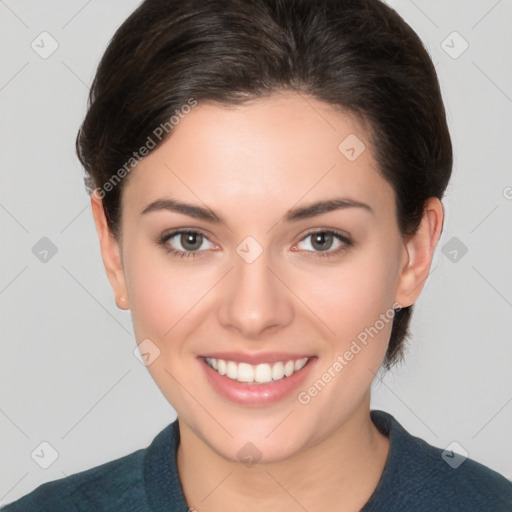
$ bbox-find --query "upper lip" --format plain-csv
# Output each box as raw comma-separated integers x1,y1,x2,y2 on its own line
200,352,314,365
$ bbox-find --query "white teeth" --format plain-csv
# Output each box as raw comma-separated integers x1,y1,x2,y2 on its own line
271,361,285,380
237,363,254,383
284,360,295,377
226,361,237,379
295,358,307,371
217,359,227,376
205,357,309,384
254,363,272,383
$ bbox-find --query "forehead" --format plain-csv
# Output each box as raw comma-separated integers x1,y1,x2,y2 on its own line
122,91,394,219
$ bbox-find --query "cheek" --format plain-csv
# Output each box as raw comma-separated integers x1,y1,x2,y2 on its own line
290,253,397,426
123,248,215,408
294,250,398,344
124,244,215,346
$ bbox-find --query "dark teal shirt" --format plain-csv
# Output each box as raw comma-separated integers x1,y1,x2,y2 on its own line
3,410,511,511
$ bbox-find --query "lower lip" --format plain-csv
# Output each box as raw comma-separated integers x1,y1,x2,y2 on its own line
199,357,316,406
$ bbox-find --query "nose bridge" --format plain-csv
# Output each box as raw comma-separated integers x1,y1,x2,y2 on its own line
217,238,293,338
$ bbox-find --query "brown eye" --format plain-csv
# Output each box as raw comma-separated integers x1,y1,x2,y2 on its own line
310,232,335,251
179,232,203,251
296,230,353,257
159,229,215,259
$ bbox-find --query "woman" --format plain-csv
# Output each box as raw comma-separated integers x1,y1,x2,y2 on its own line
3,0,511,510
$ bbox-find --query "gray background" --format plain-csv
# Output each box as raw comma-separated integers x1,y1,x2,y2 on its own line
1,0,511,504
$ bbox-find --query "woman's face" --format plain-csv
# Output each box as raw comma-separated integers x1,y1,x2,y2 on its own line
106,91,418,462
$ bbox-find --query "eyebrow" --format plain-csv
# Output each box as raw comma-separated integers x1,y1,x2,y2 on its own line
140,197,373,224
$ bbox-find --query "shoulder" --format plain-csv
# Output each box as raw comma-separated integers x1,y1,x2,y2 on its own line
402,432,512,511
2,445,148,511
367,410,512,512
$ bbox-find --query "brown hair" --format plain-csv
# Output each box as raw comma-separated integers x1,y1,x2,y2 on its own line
76,0,452,368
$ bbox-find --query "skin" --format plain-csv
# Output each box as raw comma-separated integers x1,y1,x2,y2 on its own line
91,90,443,511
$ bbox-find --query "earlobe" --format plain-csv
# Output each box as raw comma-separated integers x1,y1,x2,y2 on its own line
394,197,444,308
90,194,130,310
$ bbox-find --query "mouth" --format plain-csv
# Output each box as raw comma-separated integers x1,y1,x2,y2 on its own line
199,353,316,406
204,356,309,384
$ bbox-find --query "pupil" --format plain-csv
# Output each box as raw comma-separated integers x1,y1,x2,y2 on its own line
182,233,202,251
313,232,332,251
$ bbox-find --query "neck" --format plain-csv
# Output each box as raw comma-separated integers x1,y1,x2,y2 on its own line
176,398,389,512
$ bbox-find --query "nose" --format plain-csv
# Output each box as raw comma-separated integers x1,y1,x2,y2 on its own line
217,247,294,340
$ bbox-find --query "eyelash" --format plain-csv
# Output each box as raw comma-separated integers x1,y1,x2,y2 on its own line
156,229,353,260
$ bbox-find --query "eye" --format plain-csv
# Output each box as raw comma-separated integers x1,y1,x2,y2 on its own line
295,230,352,257
157,228,353,260
158,229,216,259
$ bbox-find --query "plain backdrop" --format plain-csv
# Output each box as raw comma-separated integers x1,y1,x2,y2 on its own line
1,0,511,504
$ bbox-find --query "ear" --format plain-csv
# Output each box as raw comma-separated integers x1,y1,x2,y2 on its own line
90,193,130,310
394,197,444,308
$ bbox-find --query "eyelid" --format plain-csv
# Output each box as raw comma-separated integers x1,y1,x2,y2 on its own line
298,227,352,242
160,228,218,251
153,230,210,262
157,227,353,259
293,228,353,253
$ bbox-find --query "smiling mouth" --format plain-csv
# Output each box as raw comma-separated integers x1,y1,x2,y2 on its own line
204,356,310,384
